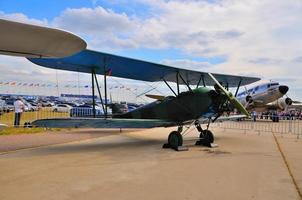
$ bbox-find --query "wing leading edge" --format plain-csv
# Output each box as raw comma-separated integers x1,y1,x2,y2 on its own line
28,49,260,87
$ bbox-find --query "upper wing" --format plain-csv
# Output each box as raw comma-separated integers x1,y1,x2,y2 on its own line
0,19,86,58
28,49,260,87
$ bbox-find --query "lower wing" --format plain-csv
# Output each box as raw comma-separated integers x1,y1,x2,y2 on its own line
32,118,177,129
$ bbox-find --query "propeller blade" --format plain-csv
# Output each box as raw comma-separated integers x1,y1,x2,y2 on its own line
208,73,250,117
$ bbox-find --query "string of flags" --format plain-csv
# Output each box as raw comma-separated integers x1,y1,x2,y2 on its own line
0,81,138,91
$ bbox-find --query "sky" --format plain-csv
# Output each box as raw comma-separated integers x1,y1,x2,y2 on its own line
0,0,302,102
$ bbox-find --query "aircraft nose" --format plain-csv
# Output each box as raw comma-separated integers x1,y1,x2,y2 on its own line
279,85,289,95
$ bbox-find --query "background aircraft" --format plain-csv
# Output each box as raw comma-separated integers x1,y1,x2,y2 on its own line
236,81,294,112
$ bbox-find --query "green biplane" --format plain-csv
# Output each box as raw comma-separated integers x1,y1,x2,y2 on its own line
28,50,260,150
0,19,260,150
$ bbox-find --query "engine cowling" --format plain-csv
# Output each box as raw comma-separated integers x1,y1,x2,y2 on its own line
269,97,292,110
245,95,253,103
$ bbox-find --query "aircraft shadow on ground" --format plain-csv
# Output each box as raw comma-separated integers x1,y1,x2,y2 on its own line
20,136,226,159
24,135,167,157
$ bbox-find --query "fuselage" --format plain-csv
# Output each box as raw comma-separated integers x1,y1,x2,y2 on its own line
115,87,226,122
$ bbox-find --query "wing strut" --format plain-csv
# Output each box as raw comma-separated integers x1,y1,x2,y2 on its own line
176,72,180,95
91,69,96,118
234,79,242,97
104,69,108,118
178,73,192,91
163,78,177,96
103,57,109,118
196,74,206,89
94,73,105,115
91,68,108,118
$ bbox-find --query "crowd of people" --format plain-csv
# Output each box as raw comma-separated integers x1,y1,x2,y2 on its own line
254,110,302,121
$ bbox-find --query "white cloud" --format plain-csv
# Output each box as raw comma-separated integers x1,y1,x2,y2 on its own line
1,0,302,100
52,7,139,50
0,11,48,26
162,59,212,70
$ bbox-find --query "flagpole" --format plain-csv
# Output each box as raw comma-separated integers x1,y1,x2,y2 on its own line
56,70,59,97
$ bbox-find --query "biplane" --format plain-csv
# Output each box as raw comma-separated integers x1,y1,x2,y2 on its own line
0,19,260,150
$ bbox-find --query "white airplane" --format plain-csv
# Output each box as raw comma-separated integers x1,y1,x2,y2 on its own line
236,81,293,112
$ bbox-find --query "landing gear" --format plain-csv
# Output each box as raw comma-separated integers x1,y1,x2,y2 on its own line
163,130,187,151
196,130,214,147
163,120,216,151
195,122,215,147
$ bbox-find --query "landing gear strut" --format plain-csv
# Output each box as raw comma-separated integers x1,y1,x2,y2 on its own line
195,122,214,147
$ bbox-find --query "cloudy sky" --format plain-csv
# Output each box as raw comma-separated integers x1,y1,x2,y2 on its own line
0,0,302,102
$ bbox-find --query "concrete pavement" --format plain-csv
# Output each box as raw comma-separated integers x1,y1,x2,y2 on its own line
0,126,301,200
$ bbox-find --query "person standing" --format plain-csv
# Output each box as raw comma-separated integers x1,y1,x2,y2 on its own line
252,110,257,122
14,97,25,127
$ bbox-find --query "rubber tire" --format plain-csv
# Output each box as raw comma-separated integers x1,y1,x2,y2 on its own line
199,130,214,143
168,131,183,150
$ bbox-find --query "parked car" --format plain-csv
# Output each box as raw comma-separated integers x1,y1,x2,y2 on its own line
70,104,103,117
52,104,72,112
0,99,7,114
29,102,40,111
4,99,15,112
65,102,80,107
40,100,55,107
24,101,39,111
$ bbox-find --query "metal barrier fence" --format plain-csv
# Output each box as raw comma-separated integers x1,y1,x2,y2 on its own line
212,118,302,139
0,106,109,127
0,107,69,127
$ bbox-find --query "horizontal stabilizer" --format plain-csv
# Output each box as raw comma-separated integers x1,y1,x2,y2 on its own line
146,94,165,101
0,19,86,58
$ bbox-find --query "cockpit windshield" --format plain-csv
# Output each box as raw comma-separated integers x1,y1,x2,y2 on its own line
267,82,279,88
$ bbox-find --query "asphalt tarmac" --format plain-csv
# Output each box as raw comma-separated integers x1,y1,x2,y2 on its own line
0,126,301,200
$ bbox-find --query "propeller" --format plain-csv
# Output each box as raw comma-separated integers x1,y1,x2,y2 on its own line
208,73,250,117
243,86,254,107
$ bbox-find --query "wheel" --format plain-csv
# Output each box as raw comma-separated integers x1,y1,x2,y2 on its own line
168,131,183,149
53,108,57,112
199,130,214,143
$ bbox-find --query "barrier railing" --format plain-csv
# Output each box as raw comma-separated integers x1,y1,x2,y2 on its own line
0,107,69,127
0,107,108,127
212,116,302,139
